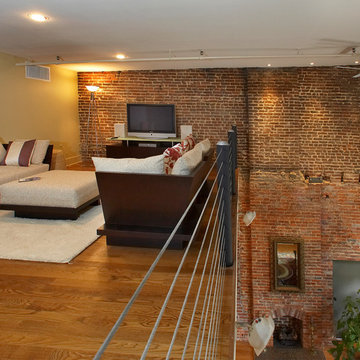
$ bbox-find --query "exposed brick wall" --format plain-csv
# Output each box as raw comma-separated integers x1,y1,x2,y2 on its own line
247,67,360,176
241,171,324,348
247,68,302,171
77,66,360,350
238,173,360,348
78,67,360,174
78,69,248,162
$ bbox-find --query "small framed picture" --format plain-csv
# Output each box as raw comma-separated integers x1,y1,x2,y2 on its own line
271,238,304,292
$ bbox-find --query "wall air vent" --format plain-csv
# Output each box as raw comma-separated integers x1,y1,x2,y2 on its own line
25,65,50,81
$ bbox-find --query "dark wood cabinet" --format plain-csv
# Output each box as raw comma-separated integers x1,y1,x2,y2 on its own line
106,137,181,158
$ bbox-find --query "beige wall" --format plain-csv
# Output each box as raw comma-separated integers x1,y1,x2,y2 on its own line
0,52,80,165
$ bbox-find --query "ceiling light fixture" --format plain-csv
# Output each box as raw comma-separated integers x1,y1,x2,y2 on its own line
310,62,314,66
355,60,359,64
28,13,49,22
116,54,126,59
267,63,271,67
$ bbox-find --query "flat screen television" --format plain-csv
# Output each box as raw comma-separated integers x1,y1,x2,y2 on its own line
127,104,176,138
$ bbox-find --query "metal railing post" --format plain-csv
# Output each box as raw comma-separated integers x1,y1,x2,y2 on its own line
231,124,238,169
228,129,236,195
216,141,233,267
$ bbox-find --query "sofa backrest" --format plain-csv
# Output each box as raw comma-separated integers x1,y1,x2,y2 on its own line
95,150,213,229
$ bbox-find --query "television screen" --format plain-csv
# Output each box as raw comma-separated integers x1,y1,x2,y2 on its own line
127,104,176,138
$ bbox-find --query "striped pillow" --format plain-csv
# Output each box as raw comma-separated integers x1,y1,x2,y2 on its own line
0,144,6,163
15,139,50,164
0,140,36,166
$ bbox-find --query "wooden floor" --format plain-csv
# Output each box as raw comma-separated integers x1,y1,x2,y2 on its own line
0,160,236,359
0,205,235,359
236,341,254,359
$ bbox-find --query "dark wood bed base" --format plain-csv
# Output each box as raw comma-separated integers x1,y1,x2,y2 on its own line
0,197,100,220
3,143,53,169
96,150,214,249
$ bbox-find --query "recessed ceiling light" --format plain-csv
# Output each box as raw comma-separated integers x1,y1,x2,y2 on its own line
116,54,126,59
310,62,314,66
28,13,49,22
355,60,359,64
267,63,271,67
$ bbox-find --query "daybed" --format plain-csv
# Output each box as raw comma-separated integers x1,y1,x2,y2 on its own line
93,138,213,249
0,140,100,220
0,142,53,185
0,170,100,220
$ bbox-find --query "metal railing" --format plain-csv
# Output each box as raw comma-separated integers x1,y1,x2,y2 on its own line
94,127,237,359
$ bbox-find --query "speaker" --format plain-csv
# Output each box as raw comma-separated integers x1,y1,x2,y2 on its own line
114,123,126,137
180,125,192,139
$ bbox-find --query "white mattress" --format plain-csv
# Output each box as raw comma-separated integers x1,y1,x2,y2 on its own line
0,164,49,185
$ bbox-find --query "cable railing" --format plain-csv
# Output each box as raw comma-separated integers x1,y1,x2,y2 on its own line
94,127,237,359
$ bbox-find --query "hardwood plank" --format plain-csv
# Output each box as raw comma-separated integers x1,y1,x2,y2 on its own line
236,341,254,360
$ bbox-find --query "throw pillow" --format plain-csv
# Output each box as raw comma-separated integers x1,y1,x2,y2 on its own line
0,139,36,166
163,143,185,174
185,134,196,150
92,154,165,174
15,139,50,164
181,138,191,152
199,138,211,154
194,138,211,156
172,144,202,176
0,143,6,163
32,140,50,164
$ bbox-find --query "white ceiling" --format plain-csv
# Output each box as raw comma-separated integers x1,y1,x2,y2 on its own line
1,0,360,72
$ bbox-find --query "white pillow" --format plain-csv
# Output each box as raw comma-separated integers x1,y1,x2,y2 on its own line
15,139,50,164
92,154,165,174
0,144,6,163
32,140,50,164
1,139,36,166
172,145,202,175
198,138,211,155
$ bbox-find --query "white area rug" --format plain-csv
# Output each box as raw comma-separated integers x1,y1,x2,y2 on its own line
0,205,104,263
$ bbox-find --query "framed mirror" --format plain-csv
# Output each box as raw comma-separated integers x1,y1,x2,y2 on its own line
271,238,304,292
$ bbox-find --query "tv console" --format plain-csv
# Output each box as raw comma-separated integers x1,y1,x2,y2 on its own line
106,136,182,159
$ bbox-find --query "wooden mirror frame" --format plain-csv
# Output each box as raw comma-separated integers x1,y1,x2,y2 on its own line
271,238,304,292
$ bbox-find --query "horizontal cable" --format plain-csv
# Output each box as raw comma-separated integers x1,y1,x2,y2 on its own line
197,224,226,360
181,187,224,360
141,165,223,359
193,210,225,359
166,175,223,359
205,240,226,360
210,247,226,360
93,153,221,360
